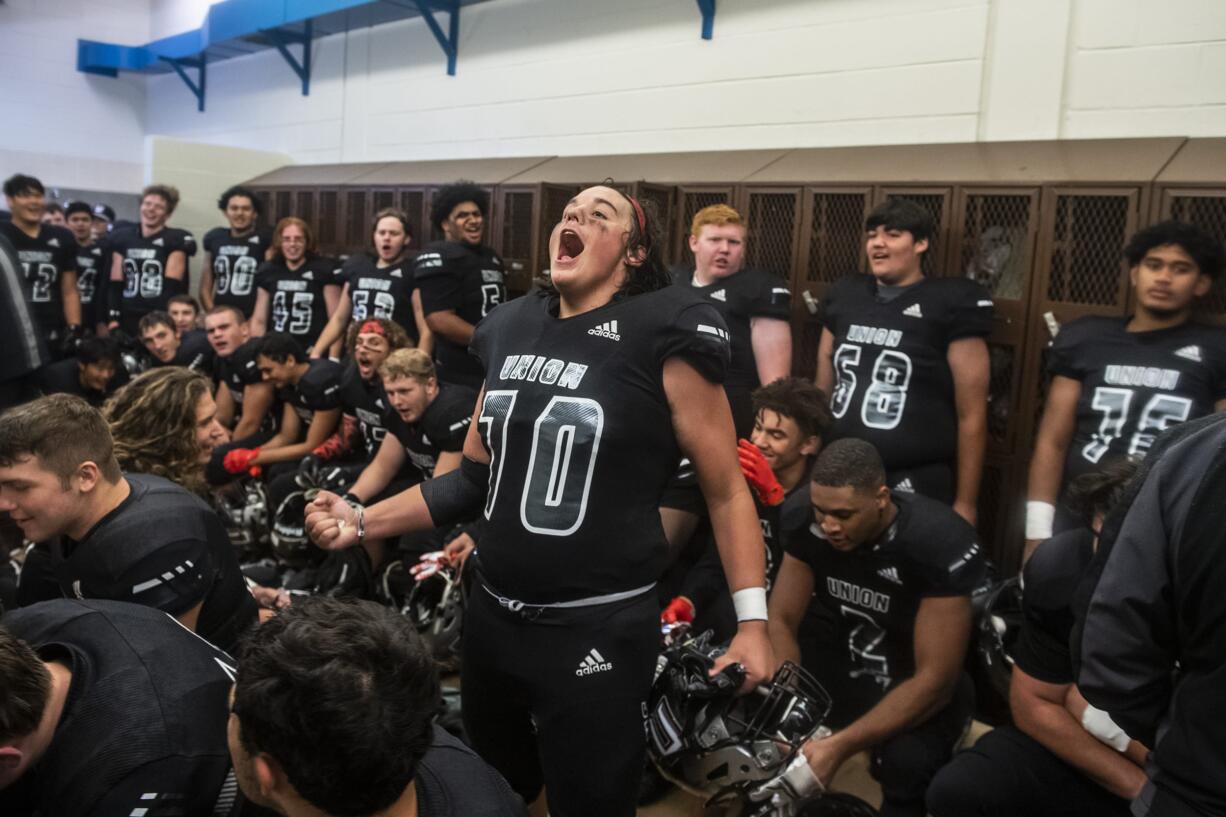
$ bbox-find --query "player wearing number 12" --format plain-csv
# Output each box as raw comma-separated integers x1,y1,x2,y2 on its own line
1023,220,1226,561
200,185,273,319
306,185,774,817
816,199,993,524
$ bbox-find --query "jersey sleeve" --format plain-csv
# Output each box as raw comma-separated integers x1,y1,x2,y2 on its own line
749,270,792,320
108,537,215,617
943,279,995,342
1012,537,1078,685
423,394,474,452
303,362,344,411
202,227,226,256
1202,327,1226,402
657,301,731,384
85,753,233,817
783,525,822,571
254,261,277,293
413,244,464,314
909,516,985,598
53,227,78,274
1046,317,1092,380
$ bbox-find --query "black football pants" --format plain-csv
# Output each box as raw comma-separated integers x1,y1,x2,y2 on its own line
460,576,659,817
926,725,1131,817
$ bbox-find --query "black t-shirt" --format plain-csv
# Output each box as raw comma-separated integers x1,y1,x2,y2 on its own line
109,226,197,323
785,491,985,726
386,382,476,480
342,253,419,341
75,240,108,328
415,241,506,387
36,357,128,406
416,725,528,817
1048,315,1226,483
821,275,994,470
203,226,273,319
1012,527,1095,685
470,288,730,603
54,474,258,653
255,255,342,349
0,221,77,336
279,358,344,427
672,266,791,390
0,599,237,817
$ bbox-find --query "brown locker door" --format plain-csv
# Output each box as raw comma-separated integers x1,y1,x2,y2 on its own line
876,187,953,277
274,190,293,227
294,190,316,234
316,189,340,255
1160,189,1226,322
343,189,369,254
535,184,580,279
675,186,734,268
498,187,536,295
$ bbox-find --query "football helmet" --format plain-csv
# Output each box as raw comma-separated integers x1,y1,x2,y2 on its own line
647,630,831,811
270,460,349,567
402,559,465,671
975,575,1023,699
217,478,271,559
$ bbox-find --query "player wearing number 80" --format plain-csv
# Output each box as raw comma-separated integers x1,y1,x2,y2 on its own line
200,185,272,319
816,199,993,524
1024,220,1226,562
306,185,775,817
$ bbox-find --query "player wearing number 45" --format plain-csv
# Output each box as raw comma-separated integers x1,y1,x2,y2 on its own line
249,217,343,354
307,185,774,817
816,199,993,526
200,185,273,319
1023,220,1226,562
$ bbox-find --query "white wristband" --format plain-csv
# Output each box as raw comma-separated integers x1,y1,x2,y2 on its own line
1081,704,1132,752
732,587,768,622
1025,501,1056,540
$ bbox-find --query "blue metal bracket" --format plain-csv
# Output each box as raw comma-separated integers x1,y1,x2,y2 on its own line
264,20,314,96
411,0,460,75
162,54,207,111
696,0,715,40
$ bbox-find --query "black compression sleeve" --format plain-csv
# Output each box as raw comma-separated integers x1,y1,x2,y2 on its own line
420,456,489,527
107,280,124,321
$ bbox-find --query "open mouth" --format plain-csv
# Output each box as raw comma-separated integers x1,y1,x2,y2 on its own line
557,229,585,263
870,251,890,262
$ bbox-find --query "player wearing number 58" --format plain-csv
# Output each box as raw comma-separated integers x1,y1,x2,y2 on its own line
815,199,993,527
306,185,775,817
1023,220,1226,562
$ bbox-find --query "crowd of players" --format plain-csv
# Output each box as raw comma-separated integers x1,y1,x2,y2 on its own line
0,170,1224,817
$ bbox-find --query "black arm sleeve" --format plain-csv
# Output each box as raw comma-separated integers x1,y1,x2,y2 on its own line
420,456,490,527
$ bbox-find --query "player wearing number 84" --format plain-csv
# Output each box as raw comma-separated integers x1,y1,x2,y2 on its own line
306,185,775,817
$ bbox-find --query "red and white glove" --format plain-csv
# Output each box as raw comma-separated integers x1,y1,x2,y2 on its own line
661,595,695,625
223,447,261,475
738,439,785,506
410,551,446,582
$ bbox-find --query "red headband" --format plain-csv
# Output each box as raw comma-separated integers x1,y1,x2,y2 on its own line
627,195,646,235
358,320,386,337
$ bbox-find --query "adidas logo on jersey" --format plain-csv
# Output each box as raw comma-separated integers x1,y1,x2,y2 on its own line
576,648,613,676
902,303,923,318
153,237,164,246
1174,345,1203,362
588,320,621,341
877,566,903,586
47,237,60,247
710,288,727,302
249,235,261,244
893,478,915,493
303,271,313,280
390,269,403,278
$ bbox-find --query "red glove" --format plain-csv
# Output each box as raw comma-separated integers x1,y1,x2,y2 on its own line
738,439,785,506
223,447,261,475
661,595,695,625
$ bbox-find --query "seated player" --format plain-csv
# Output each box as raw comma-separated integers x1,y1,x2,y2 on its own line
105,367,229,498
311,209,430,359
815,199,992,523
251,217,342,356
64,200,108,336
766,438,984,817
223,333,343,480
0,395,258,651
138,310,214,373
107,184,196,335
672,204,792,436
661,377,830,643
206,305,279,483
1024,219,1226,560
927,463,1145,817
229,596,526,817
167,292,203,333
0,599,241,816
413,182,505,387
35,335,127,407
200,185,272,318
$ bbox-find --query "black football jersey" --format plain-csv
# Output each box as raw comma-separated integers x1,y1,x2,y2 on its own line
109,226,197,325
1012,527,1094,685
0,599,237,817
341,253,419,340
470,288,730,603
203,226,273,318
36,357,128,406
53,474,258,652
385,381,477,480
1048,315,1226,483
216,338,280,433
785,491,985,726
75,240,107,327
416,725,527,817
821,275,994,470
672,266,791,389
339,361,391,457
0,221,76,335
255,255,342,349
153,328,214,375
279,358,344,427
415,241,506,387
